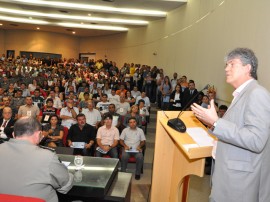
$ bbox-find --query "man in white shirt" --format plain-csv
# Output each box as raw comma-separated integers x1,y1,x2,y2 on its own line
108,89,120,104
47,90,62,109
82,101,101,128
135,91,150,109
60,99,79,129
131,86,141,99
96,94,111,114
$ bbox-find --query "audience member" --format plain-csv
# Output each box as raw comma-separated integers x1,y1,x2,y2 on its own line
120,117,146,180
96,114,119,158
60,98,79,129
42,115,64,148
18,96,40,119
67,114,96,156
0,107,15,139
82,100,101,128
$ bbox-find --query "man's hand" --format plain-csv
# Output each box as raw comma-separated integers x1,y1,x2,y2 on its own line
124,145,130,150
191,99,219,127
136,146,142,152
85,143,92,149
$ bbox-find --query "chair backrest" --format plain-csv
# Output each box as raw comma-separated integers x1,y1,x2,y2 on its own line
0,194,45,202
62,126,69,146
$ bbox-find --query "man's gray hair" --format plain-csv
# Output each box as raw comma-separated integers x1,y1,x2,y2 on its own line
14,117,42,137
225,48,258,80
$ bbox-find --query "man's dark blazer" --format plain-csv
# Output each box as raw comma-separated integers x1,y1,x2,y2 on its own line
0,118,16,138
181,88,198,110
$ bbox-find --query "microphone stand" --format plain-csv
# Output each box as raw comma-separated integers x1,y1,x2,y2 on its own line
167,84,209,133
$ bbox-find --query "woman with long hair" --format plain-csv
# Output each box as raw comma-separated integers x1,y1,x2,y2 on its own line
42,115,64,148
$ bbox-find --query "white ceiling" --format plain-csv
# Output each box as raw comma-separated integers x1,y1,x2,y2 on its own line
0,0,187,37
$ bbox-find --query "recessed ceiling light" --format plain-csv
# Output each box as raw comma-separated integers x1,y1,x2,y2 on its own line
72,31,76,34
58,22,128,31
0,15,49,24
0,23,3,26
37,27,40,30
0,7,148,25
10,0,167,17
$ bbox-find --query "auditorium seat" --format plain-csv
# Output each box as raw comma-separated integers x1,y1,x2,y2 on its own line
0,194,45,202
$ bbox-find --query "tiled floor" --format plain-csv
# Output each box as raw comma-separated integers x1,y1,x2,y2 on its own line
128,106,211,202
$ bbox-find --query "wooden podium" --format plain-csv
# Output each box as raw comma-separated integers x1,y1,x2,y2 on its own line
150,111,214,202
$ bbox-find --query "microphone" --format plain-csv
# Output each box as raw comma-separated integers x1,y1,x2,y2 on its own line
167,84,209,133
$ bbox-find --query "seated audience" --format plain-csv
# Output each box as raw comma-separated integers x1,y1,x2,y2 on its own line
39,98,60,125
82,100,101,128
138,100,149,125
218,105,228,118
123,105,142,128
96,94,111,115
96,114,119,158
108,89,120,104
78,92,91,112
135,91,150,110
60,98,79,129
102,103,122,130
0,107,15,139
125,91,136,106
131,86,141,99
18,96,40,119
120,117,146,180
67,114,96,156
116,92,130,116
0,117,74,201
42,115,64,148
32,89,45,109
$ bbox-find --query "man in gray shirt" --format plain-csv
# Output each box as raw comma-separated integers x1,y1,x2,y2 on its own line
120,117,146,180
0,117,74,202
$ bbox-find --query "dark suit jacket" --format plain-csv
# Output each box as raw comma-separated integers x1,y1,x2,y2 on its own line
181,88,198,110
0,118,16,138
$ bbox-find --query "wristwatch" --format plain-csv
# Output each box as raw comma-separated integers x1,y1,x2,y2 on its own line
211,119,218,131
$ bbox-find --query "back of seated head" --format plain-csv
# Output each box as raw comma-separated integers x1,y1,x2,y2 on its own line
14,117,41,137
219,105,228,111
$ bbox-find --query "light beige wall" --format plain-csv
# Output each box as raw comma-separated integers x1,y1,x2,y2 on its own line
80,0,270,104
0,30,5,55
2,30,79,59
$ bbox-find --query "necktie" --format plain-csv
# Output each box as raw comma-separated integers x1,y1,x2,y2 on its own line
2,120,7,128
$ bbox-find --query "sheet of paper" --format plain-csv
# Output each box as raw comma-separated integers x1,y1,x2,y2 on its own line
186,127,214,147
182,144,199,152
72,142,85,149
125,148,139,153
62,161,71,167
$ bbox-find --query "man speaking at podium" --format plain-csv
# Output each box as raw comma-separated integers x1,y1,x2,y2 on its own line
191,48,270,202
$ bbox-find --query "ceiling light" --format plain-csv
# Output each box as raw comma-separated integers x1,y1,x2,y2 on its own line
0,23,3,26
58,22,128,31
0,7,148,25
8,0,167,17
37,27,40,30
0,15,49,24
72,31,76,34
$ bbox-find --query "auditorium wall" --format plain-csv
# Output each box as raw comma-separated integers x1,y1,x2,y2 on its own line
0,29,79,59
